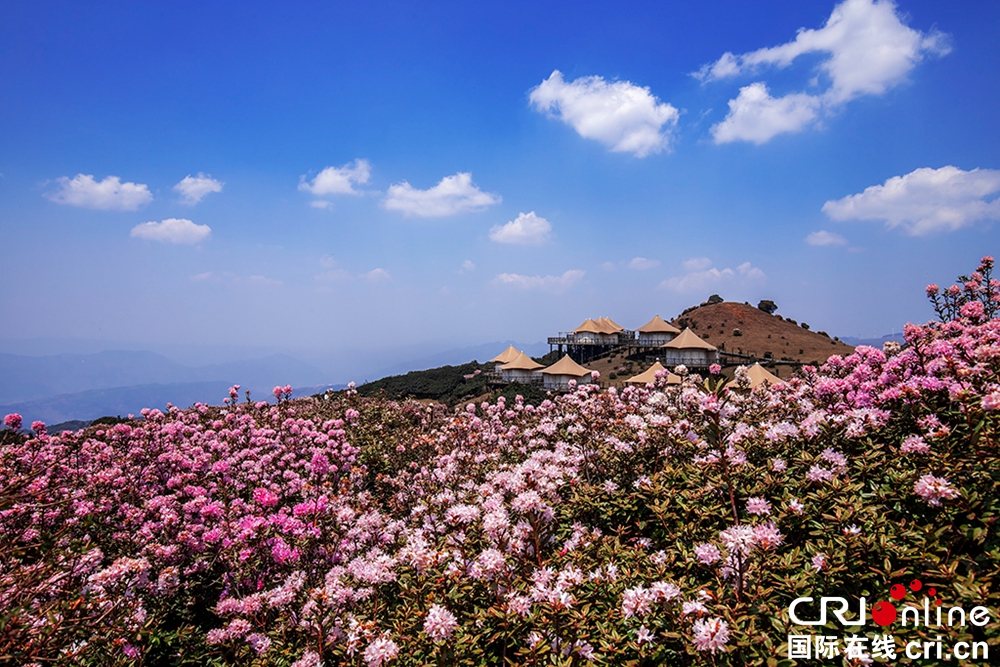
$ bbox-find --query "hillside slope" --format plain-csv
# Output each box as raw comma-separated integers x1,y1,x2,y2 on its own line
670,301,855,365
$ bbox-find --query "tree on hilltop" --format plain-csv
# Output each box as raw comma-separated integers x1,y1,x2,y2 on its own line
757,299,777,314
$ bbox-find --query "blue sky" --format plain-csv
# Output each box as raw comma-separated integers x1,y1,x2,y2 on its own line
2,0,999,372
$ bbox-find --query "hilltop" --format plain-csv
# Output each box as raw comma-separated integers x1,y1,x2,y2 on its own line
671,300,854,365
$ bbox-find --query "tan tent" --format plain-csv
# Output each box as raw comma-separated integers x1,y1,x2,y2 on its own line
573,318,602,334
500,351,544,383
727,363,782,389
540,354,594,389
662,328,719,367
501,352,543,371
490,345,521,364
636,315,681,346
662,328,717,351
637,315,681,334
625,361,682,385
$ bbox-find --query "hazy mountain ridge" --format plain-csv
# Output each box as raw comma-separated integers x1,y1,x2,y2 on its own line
0,351,329,405
0,382,235,425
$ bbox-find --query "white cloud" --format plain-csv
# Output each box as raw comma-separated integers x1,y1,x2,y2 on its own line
529,70,679,157
362,268,391,283
174,173,223,204
710,83,820,144
384,172,501,217
628,257,661,270
599,261,617,271
310,200,333,209
660,260,765,293
461,260,476,272
492,269,585,292
299,159,371,196
806,230,849,246
822,166,1000,235
489,211,552,245
190,271,213,282
47,174,152,211
700,0,950,143
130,218,211,244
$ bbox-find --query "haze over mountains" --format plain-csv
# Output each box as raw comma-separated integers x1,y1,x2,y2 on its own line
0,340,548,425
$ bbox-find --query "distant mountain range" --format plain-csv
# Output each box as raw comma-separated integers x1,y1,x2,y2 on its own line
0,350,332,405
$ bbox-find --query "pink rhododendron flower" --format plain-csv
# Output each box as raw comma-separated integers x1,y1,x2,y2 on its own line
811,552,827,571
745,497,771,516
914,474,959,506
900,435,930,454
694,543,721,565
423,603,458,642
363,636,399,667
3,413,22,431
691,617,729,653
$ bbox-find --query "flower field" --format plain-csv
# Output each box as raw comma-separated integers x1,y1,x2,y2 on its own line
3,260,1000,666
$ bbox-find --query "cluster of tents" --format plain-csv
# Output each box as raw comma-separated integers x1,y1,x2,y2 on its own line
489,347,598,390
557,315,721,367
489,346,781,391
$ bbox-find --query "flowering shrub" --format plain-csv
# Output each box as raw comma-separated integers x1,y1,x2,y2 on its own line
3,260,1000,665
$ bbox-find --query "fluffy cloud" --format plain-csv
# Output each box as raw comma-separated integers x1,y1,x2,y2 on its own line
47,174,152,211
805,230,849,246
461,260,476,272
174,173,223,204
489,211,552,245
130,218,211,244
529,70,679,157
384,172,501,217
822,166,1000,235
699,0,949,144
492,269,585,292
299,159,371,197
660,260,765,293
628,257,661,270
710,83,820,144
362,268,391,283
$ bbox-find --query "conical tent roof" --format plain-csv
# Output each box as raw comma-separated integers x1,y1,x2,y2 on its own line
541,355,593,377
625,361,682,385
662,327,717,351
738,363,782,388
599,316,624,332
574,318,602,334
726,363,782,389
501,351,544,371
490,345,521,364
625,361,665,384
637,315,681,334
